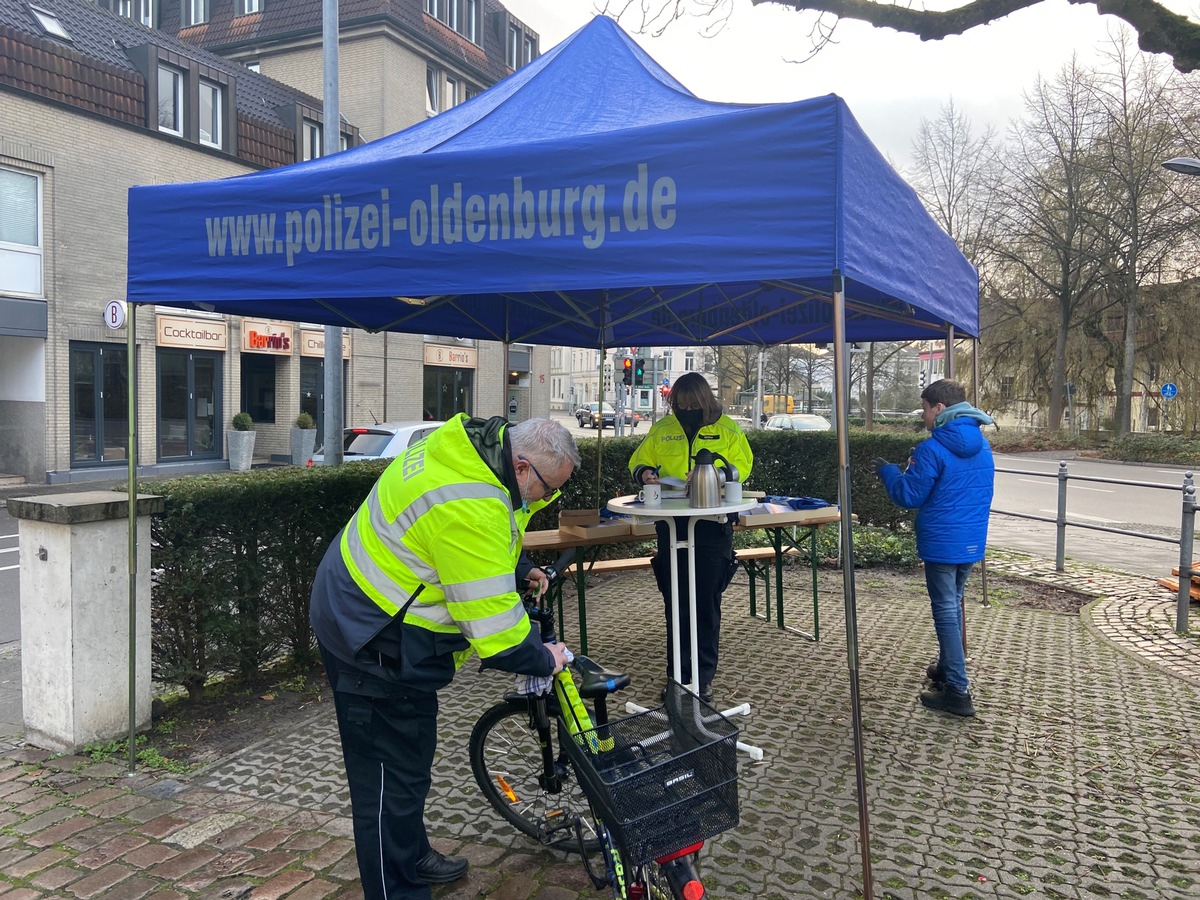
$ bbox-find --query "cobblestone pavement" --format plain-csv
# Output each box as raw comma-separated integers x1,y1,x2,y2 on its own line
1,561,1198,899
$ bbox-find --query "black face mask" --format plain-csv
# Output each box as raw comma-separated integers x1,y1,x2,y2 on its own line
676,409,705,431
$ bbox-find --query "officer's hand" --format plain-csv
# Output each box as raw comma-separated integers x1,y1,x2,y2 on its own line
526,567,549,600
546,641,571,674
870,458,889,477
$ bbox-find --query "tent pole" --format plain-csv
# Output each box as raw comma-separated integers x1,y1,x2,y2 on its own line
125,299,138,776
975,338,989,609
832,270,874,899
596,292,608,503
945,324,956,380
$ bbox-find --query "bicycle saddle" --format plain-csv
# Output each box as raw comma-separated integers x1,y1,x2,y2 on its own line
571,655,630,698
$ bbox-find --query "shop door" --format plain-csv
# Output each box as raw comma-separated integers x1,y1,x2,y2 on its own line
423,367,474,421
300,357,349,447
70,343,128,467
157,349,223,460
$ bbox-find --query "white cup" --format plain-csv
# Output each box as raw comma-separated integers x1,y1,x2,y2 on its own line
638,483,662,506
724,481,742,504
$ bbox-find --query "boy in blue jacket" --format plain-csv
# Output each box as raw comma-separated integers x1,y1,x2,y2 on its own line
871,379,994,717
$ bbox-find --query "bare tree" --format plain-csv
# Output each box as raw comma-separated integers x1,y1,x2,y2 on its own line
1084,31,1185,434
989,60,1109,432
602,1,1200,73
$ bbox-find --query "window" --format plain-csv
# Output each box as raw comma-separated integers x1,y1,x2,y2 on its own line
198,80,222,148
116,0,132,16
303,120,322,160
157,65,183,135
507,23,519,68
30,6,71,41
137,0,155,26
465,0,478,42
241,354,277,423
245,61,260,73
444,77,458,111
424,0,440,16
0,166,42,297
426,67,440,114
184,0,208,26
1000,376,1014,401
523,34,535,65
239,0,260,13
684,350,695,371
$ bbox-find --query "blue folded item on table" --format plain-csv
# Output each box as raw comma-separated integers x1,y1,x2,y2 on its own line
763,495,831,510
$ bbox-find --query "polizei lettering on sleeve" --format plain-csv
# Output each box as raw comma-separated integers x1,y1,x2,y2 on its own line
203,163,678,267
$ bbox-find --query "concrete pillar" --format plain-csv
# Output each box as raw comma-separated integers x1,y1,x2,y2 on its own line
7,491,164,754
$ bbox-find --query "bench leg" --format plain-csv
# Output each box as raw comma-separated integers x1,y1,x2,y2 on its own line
574,547,588,656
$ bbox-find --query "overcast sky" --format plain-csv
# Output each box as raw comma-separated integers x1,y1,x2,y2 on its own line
500,0,1198,169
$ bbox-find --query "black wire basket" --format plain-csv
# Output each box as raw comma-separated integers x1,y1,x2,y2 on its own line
562,680,740,864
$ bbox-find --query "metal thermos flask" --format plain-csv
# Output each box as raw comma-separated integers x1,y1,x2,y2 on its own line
689,449,724,508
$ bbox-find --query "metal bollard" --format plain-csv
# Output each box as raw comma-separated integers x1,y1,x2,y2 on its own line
1176,475,1196,635
1055,461,1068,572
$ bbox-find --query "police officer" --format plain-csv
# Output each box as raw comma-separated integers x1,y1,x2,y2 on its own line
310,415,579,899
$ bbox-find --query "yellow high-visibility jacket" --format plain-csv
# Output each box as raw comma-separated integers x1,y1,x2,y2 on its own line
629,413,753,486
312,414,554,689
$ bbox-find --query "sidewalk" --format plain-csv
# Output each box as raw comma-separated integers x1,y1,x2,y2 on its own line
0,559,1197,899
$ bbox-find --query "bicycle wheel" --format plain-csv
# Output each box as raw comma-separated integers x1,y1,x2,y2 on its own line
469,701,601,853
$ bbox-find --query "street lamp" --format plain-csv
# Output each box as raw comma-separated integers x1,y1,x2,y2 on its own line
1162,157,1200,176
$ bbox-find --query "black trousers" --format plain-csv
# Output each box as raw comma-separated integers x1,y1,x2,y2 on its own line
319,642,439,900
652,518,735,687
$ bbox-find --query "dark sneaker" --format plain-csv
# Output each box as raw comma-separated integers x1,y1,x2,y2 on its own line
920,685,975,717
925,659,945,684
699,684,714,704
416,849,469,884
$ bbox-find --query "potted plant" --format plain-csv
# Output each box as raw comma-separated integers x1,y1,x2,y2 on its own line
227,412,255,472
290,411,317,465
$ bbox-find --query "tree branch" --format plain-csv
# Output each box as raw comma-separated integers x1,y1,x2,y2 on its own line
750,0,1200,72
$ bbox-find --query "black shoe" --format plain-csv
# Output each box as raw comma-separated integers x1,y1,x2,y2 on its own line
416,849,468,884
920,685,975,717
699,684,714,704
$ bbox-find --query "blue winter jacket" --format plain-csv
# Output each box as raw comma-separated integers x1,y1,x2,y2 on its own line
877,405,995,564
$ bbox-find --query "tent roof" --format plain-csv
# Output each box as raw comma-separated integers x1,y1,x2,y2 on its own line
127,16,978,346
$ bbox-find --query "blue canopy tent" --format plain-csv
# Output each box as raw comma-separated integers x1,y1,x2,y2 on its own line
127,16,977,346
126,17,977,897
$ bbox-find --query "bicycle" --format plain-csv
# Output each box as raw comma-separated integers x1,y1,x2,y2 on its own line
469,551,740,899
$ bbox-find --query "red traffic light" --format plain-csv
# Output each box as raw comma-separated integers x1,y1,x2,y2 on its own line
623,358,632,370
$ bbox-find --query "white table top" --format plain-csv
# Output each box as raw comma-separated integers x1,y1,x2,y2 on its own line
607,495,757,518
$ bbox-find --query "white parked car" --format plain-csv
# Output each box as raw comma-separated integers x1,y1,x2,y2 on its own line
308,421,444,464
763,413,832,432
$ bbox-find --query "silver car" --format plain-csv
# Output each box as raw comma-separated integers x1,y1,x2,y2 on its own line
763,413,832,432
308,421,444,464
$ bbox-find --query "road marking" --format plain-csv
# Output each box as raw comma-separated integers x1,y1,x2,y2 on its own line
0,564,16,572
0,548,15,554
1038,509,1121,523
1069,485,1114,493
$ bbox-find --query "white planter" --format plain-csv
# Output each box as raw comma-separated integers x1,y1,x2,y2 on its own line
227,430,256,472
290,428,316,465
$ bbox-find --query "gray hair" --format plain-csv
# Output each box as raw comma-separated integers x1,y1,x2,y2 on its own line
509,418,582,471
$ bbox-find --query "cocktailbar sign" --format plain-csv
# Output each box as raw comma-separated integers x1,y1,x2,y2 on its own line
241,319,293,355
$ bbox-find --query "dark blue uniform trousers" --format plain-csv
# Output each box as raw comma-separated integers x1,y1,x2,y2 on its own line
320,642,439,900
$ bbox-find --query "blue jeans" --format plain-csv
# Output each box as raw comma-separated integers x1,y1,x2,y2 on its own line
924,562,974,693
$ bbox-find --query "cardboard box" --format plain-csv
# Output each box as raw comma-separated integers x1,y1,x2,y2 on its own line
559,508,600,528
630,520,658,537
560,520,632,538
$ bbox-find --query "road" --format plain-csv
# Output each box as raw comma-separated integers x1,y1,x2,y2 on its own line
988,453,1194,579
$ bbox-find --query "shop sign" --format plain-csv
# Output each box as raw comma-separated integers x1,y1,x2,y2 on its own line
299,329,352,359
157,315,228,350
424,343,477,368
241,319,294,355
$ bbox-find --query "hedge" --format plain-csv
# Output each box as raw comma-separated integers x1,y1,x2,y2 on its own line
141,427,920,699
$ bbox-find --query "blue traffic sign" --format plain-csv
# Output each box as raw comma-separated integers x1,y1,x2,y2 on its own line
1161,382,1178,399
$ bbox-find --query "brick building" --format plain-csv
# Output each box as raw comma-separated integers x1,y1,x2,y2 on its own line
0,0,545,484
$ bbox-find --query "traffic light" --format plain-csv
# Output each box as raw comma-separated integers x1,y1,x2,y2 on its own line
635,358,645,386
622,357,633,386
919,370,927,388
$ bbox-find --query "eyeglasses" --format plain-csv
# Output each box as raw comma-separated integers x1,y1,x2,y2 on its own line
519,455,566,495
